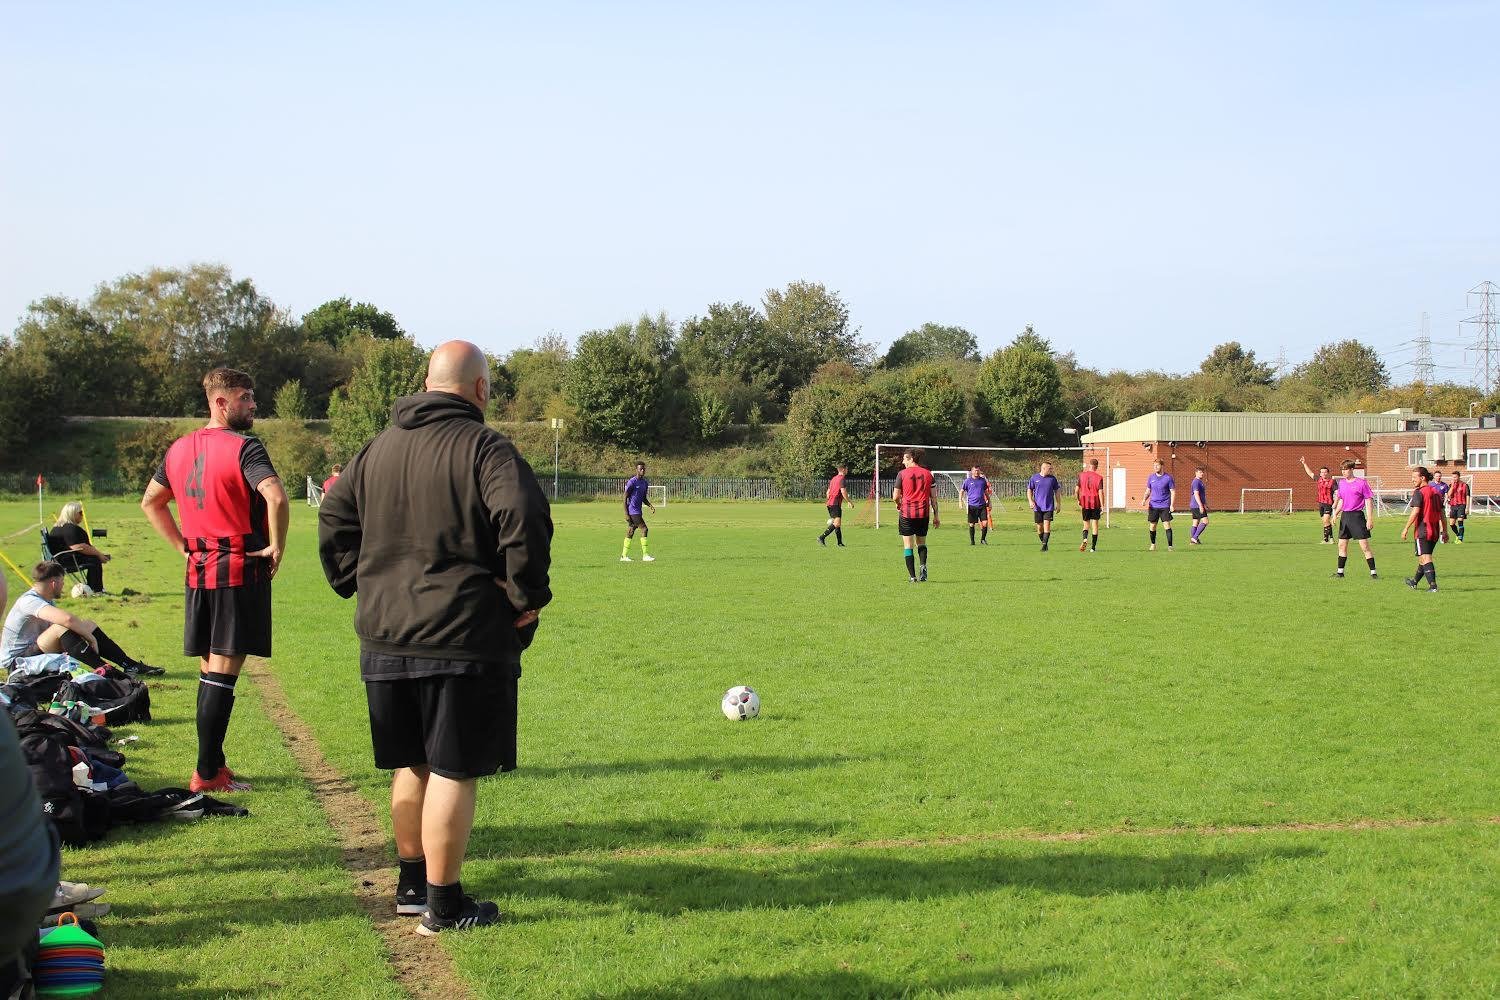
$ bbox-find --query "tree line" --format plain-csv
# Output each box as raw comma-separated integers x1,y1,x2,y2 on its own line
3,263,1495,480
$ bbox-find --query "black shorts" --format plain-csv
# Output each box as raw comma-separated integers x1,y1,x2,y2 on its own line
1318,503,1334,516
897,515,930,537
1450,504,1467,519
184,582,271,658
826,503,843,519
1338,511,1370,540
1079,507,1101,522
366,667,521,779
967,504,987,524
1147,506,1173,523
1191,507,1208,520
625,513,647,530
1413,536,1437,557
1033,509,1053,524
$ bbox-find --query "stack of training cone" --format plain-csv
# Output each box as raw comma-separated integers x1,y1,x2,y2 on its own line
34,913,104,997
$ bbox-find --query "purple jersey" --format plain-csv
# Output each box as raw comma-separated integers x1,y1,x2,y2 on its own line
1147,472,1174,508
624,475,649,515
1434,481,1449,498
961,476,989,506
1190,478,1206,510
1029,473,1059,512
1335,477,1372,512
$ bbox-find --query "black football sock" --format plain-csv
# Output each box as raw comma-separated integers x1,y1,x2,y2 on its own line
1165,528,1174,547
90,626,136,669
196,672,238,777
428,881,463,920
57,630,107,669
980,525,987,541
1324,524,1332,541
1091,532,1098,549
1149,529,1157,545
1425,564,1437,587
1337,555,1347,574
818,526,832,540
398,856,426,893
1042,532,1050,545
918,545,928,567
1366,557,1376,573
904,551,916,577
969,526,975,544
1413,562,1425,580
1083,528,1090,541
834,527,842,544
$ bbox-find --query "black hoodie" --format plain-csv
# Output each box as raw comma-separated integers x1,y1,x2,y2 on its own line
317,392,552,674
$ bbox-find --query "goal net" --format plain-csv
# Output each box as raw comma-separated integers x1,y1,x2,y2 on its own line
306,476,324,508
1239,487,1293,514
871,443,1105,528
649,484,667,509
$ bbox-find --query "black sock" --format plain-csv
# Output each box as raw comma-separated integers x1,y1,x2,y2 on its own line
1165,528,1173,547
969,527,975,543
917,545,928,567
1324,524,1332,541
90,626,136,669
58,630,107,669
834,527,842,544
1149,529,1157,545
1425,564,1437,587
905,554,915,577
819,526,832,540
1366,557,1376,572
1083,528,1090,541
398,856,426,893
196,672,238,777
1414,563,1425,581
1091,532,1098,549
1042,532,1050,545
1337,555,1347,573
428,880,463,919
980,526,987,541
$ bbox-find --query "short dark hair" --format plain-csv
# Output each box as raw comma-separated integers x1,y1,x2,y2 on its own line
331,464,343,474
1416,466,1432,483
32,560,63,582
1087,458,1099,469
1195,466,1204,473
203,367,254,397
902,448,922,463
836,463,847,471
1342,459,1358,471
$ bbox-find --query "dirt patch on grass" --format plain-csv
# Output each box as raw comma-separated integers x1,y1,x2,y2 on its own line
245,660,473,1000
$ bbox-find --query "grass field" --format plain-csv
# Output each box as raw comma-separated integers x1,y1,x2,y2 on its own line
2,498,1497,998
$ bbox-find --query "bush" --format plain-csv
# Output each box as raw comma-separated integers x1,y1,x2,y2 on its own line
274,379,309,420
116,420,180,492
253,422,329,499
695,391,731,442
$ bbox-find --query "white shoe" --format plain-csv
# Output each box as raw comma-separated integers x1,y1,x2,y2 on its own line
642,555,656,562
620,556,632,562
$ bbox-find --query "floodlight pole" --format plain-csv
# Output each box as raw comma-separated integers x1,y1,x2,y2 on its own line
550,418,564,500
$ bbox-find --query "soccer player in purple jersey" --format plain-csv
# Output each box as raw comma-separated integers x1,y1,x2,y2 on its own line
1330,459,1377,579
1144,460,1175,550
960,466,993,545
1188,468,1209,544
620,462,657,562
1027,462,1060,552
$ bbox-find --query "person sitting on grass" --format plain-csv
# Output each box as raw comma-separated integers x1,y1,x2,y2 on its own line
0,561,163,679
46,501,111,594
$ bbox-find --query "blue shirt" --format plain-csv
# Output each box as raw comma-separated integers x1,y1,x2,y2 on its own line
1029,473,1059,512
961,476,989,506
1147,472,1175,508
1190,478,1206,510
624,475,649,516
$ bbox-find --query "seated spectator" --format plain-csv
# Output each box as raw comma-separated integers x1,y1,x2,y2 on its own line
46,502,110,594
0,562,162,679
322,463,343,494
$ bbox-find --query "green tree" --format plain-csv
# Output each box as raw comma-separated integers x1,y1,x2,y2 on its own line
872,363,968,443
679,301,790,418
563,328,665,450
1199,341,1274,386
975,326,1065,443
327,337,430,459
5,297,143,415
695,391,731,442
762,280,870,395
882,323,979,368
782,379,899,478
1297,340,1389,396
505,334,571,420
302,297,406,346
274,379,309,420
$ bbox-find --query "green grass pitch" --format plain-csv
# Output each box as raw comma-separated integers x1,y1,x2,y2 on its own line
2,498,1496,998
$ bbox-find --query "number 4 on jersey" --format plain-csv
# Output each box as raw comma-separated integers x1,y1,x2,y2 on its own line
185,452,207,510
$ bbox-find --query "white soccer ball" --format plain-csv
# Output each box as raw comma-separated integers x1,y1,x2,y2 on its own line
721,685,760,720
70,583,95,599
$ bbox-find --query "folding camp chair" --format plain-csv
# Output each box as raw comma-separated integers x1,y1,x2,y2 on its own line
40,529,90,590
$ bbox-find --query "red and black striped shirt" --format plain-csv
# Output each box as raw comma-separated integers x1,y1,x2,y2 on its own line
154,428,278,589
895,466,935,518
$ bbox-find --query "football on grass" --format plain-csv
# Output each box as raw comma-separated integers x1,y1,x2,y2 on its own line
721,685,760,720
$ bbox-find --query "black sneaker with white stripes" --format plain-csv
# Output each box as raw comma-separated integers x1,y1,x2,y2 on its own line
416,896,502,935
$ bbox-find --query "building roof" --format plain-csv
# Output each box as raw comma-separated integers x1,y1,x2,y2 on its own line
1081,410,1418,445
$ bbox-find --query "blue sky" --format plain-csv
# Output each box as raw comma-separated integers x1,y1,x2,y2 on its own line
2,2,1496,376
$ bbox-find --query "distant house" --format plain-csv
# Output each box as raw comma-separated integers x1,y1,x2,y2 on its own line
1080,411,1420,512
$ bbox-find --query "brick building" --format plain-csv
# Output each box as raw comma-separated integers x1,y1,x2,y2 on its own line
1080,411,1418,512
1365,418,1500,499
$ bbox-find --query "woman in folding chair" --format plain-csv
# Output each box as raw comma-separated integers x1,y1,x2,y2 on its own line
44,502,110,594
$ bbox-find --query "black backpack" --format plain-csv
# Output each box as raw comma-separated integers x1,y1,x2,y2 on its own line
56,675,151,726
17,728,109,846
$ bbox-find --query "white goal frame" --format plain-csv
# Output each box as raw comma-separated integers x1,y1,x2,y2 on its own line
1239,487,1293,514
873,443,1105,528
648,484,667,509
306,476,324,508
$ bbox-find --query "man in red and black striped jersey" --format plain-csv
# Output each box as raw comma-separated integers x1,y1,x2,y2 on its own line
141,368,289,793
1401,466,1448,592
1447,472,1470,542
892,449,939,582
1300,457,1336,543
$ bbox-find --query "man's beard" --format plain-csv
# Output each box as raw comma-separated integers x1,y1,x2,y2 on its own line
228,411,254,432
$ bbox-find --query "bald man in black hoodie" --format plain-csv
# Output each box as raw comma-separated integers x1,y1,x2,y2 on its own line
318,340,552,935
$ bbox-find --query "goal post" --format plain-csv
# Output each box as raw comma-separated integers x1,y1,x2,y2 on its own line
1238,487,1293,514
873,443,1107,528
306,476,324,508
648,484,667,509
